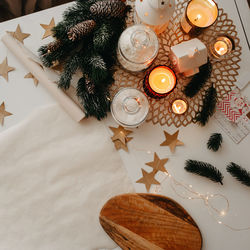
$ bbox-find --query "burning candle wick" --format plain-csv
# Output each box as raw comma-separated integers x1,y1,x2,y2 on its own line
194,14,202,22
172,99,188,114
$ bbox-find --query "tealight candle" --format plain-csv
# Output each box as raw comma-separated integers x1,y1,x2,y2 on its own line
210,36,233,59
214,41,228,55
172,99,188,115
181,0,218,34
143,65,177,99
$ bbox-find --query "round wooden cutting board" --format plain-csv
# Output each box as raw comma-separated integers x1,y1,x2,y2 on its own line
99,193,202,250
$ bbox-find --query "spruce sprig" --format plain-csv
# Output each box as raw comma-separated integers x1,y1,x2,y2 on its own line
195,85,217,126
185,160,224,185
207,133,223,152
184,61,212,98
226,162,250,187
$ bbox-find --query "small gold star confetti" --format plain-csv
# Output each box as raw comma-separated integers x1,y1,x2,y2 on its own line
40,18,55,39
24,72,39,86
160,130,184,153
0,57,15,82
145,152,169,173
109,125,133,152
7,24,30,44
0,102,13,126
113,137,133,152
136,169,160,192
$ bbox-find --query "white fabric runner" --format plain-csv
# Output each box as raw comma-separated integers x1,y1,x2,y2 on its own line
0,104,134,250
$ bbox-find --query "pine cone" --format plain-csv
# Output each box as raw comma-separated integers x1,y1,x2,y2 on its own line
67,20,96,41
47,40,62,53
90,0,127,19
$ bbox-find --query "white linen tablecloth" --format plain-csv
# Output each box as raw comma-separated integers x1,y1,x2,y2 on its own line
0,104,134,250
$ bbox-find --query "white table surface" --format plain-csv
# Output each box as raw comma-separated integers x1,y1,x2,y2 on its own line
0,1,249,250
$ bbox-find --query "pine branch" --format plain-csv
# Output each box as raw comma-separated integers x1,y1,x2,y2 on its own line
185,160,224,185
195,85,217,126
226,162,250,187
207,133,223,152
77,77,111,120
58,54,80,90
38,39,77,67
93,22,114,51
52,21,70,41
184,61,212,98
81,53,109,84
38,0,129,120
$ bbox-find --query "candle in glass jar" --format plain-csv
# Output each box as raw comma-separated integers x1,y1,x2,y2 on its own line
143,66,177,99
210,36,233,59
172,99,188,114
181,0,218,33
214,41,228,55
149,66,176,94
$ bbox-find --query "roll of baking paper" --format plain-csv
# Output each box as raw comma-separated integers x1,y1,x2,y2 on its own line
2,33,85,122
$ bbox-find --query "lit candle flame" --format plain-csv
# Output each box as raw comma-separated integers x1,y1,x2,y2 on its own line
173,104,181,112
172,99,187,114
194,14,202,22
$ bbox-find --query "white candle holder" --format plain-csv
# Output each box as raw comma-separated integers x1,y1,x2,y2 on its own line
135,0,175,35
170,38,208,77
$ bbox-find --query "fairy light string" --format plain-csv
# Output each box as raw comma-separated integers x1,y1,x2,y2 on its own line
152,171,250,232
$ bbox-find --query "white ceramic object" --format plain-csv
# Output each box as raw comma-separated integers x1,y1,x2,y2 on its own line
170,38,208,77
135,0,175,34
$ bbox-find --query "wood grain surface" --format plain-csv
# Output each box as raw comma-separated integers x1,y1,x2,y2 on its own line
99,193,202,250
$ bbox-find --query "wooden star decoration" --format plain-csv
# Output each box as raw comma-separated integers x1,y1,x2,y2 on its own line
40,18,55,39
7,24,30,44
113,137,133,152
145,152,169,174
0,57,15,82
160,130,184,153
136,169,160,192
110,126,132,144
109,126,133,152
24,72,39,86
0,102,13,125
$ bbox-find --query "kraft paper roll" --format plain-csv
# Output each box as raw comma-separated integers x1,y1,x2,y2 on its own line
2,33,85,122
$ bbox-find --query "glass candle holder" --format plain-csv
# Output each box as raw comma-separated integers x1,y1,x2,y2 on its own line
171,99,188,115
209,35,234,60
111,88,149,128
143,65,177,99
117,24,159,72
181,0,218,34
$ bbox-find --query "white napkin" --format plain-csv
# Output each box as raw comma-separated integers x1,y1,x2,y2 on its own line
0,104,134,250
